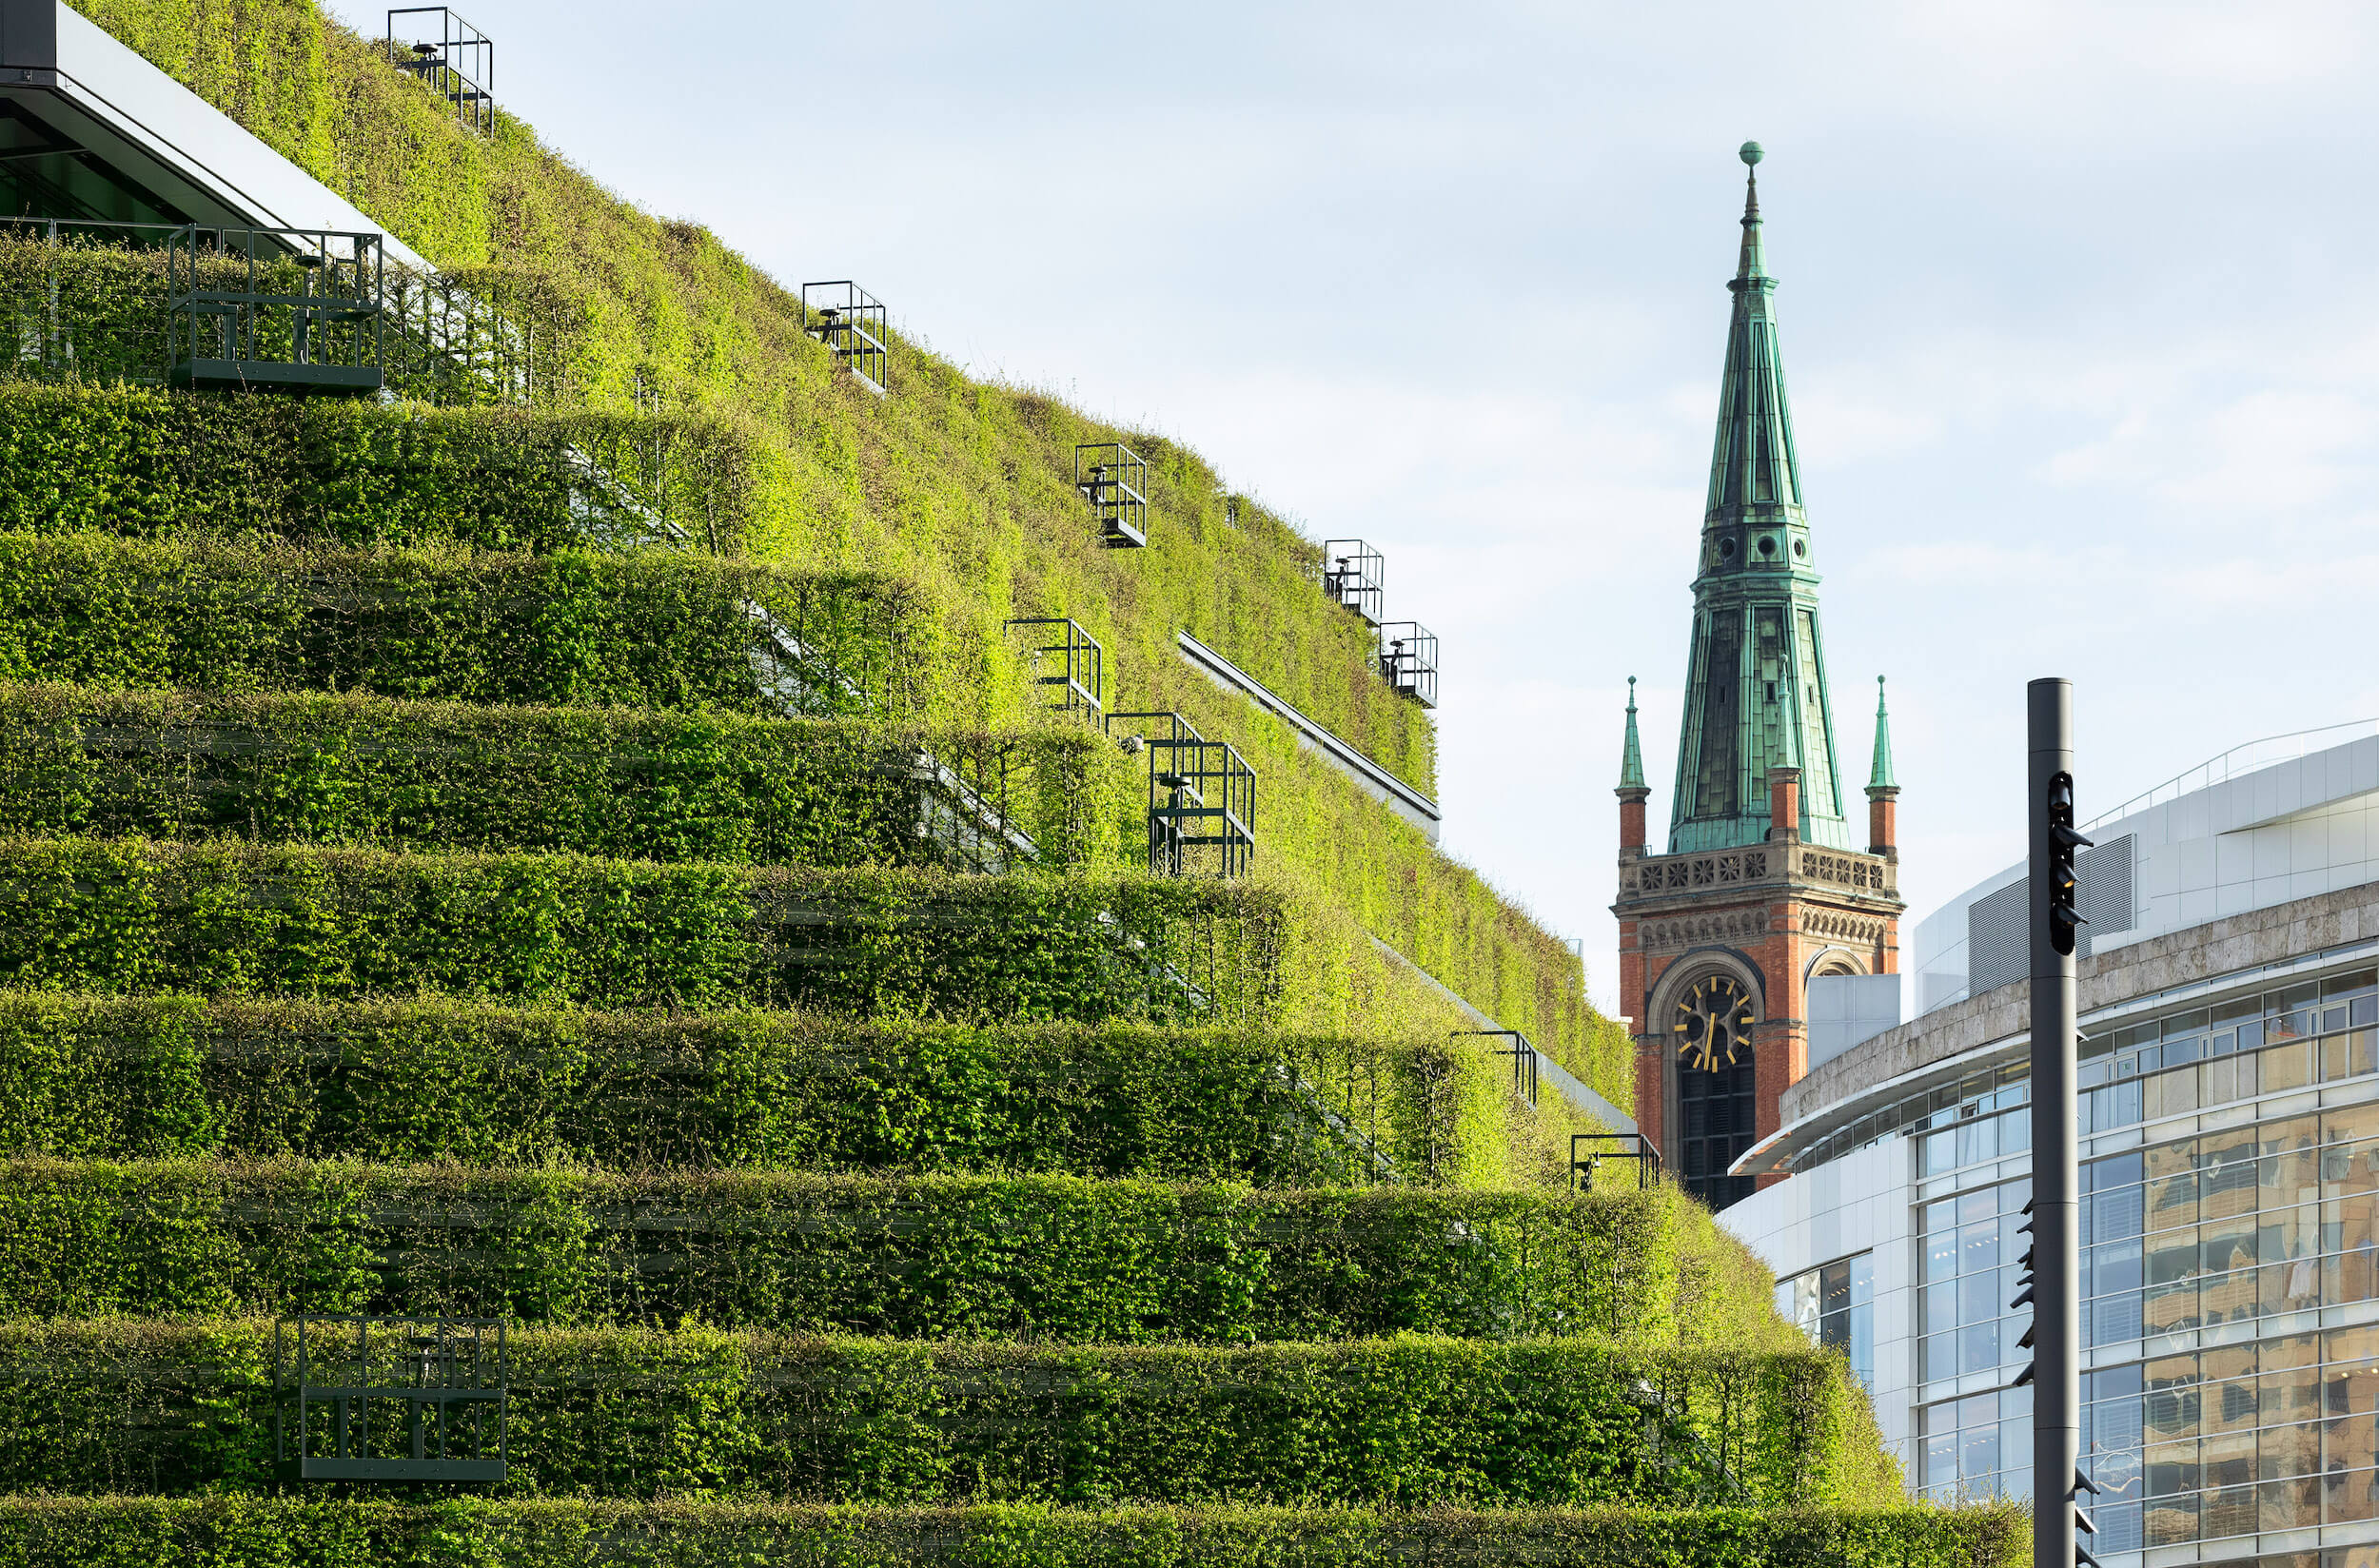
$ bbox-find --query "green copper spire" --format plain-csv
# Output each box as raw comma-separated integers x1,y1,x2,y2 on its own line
1620,676,1645,789
1666,144,1852,853
1868,676,1897,790
1707,140,1801,535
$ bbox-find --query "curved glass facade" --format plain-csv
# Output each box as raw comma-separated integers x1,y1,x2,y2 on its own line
1905,966,2379,1557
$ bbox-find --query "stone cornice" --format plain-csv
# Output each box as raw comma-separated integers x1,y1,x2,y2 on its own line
1779,880,2379,1130
1613,840,1904,920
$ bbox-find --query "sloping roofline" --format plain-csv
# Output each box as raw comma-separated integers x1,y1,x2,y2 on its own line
1,0,427,266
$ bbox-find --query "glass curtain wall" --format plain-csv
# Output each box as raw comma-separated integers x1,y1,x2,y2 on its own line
1911,966,2379,1558
1778,1251,1876,1393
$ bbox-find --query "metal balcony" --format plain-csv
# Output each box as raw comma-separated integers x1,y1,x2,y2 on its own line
274,1315,506,1482
1456,1028,1540,1107
1076,441,1149,548
167,225,385,395
1573,1131,1664,1191
1106,710,1255,878
800,281,889,394
1320,539,1383,625
384,9,496,137
1379,620,1438,708
1006,616,1104,721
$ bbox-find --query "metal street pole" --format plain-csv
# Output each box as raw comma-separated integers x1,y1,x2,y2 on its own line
2029,677,2082,1568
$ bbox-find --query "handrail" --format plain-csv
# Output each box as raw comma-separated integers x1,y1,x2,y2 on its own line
2086,716,2379,831
1175,630,1440,837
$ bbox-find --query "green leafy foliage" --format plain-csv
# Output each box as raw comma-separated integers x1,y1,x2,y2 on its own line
0,1496,2024,1568
36,0,1640,1094
0,1322,1890,1507
0,384,757,552
0,994,1467,1186
0,837,1281,1020
0,1159,1748,1343
0,531,929,719
0,10,1954,1547
0,683,1133,869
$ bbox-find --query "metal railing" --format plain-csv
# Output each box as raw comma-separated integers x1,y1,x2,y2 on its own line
1379,620,1438,708
1456,1027,1539,1107
801,280,889,393
1076,441,1149,548
383,265,535,404
274,1315,506,1482
0,218,554,402
1006,616,1104,721
1572,1131,1663,1191
385,8,496,136
166,225,384,395
2085,715,2379,832
1320,538,1384,624
1106,709,1256,878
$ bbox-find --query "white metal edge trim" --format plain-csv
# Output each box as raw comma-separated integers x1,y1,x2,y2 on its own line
1174,629,1439,825
52,3,430,269
1366,932,1638,1136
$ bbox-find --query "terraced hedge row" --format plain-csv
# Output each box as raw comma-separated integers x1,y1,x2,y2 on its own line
0,532,928,721
0,995,1457,1184
0,837,1279,1020
0,1323,1889,1507
0,384,747,554
0,683,1131,869
0,1497,2026,1568
0,1160,1716,1342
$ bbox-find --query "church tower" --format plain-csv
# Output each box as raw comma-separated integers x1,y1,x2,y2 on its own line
1612,144,1904,1212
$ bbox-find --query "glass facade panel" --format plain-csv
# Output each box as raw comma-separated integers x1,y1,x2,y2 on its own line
1785,969,2377,1175
1776,1250,1874,1393
1914,1175,2034,1502
1904,967,2379,1547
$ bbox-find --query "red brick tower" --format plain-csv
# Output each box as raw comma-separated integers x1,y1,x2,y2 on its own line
1610,145,1903,1211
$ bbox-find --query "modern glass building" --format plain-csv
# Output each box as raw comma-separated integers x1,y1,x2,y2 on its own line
1725,721,2379,1567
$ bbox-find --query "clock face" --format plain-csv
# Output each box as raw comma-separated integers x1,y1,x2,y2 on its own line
1674,975,1756,1073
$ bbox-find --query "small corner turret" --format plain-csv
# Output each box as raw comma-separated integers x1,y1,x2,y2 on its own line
1617,676,1649,857
1866,676,1899,860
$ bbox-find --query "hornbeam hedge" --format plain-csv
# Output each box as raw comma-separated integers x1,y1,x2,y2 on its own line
0,1323,1893,1507
0,383,753,554
0,837,1281,1020
0,532,930,721
0,1498,2026,1568
0,1160,1719,1342
0,995,1450,1186
0,683,1132,869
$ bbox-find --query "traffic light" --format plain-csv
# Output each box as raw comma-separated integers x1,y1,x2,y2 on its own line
2047,771,2093,956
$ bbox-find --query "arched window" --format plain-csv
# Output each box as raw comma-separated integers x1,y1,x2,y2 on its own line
1669,971,1760,1211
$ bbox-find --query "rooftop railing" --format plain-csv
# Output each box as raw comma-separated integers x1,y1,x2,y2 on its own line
801,281,889,394
2085,716,2379,831
385,8,497,136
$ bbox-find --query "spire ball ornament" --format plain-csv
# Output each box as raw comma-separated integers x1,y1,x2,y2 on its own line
1739,141,1763,167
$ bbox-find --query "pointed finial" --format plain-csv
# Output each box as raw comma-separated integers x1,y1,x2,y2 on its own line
1868,675,1897,791
1734,143,1766,282
1620,676,1647,790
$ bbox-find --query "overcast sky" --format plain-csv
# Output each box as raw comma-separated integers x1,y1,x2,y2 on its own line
332,0,2379,1015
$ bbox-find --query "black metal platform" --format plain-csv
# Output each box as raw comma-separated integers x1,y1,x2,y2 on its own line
275,1315,507,1484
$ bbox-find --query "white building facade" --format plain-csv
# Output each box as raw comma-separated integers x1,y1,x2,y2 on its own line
1726,723,2379,1568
